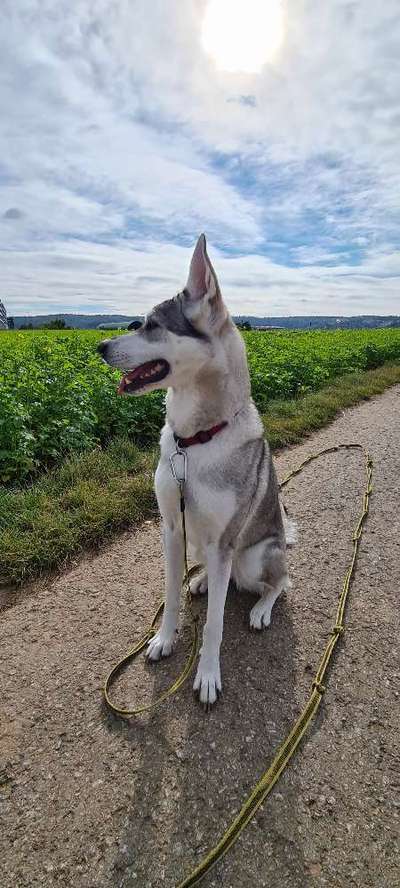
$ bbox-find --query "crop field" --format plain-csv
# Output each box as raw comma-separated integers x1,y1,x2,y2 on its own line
1,327,400,483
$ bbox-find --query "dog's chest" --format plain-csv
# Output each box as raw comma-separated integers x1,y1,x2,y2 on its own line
155,443,237,542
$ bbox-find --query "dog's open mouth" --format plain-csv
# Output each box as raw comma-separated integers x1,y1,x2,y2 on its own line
117,359,170,394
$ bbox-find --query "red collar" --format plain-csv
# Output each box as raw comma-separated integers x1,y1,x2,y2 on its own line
174,421,228,449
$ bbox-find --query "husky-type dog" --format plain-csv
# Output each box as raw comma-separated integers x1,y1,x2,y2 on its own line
98,235,294,706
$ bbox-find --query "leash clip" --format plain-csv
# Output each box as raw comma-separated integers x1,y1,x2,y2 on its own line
169,446,187,487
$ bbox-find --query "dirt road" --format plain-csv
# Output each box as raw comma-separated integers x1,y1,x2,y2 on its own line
1,386,400,888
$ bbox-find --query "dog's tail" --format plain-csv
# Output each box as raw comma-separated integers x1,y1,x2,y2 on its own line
280,500,298,547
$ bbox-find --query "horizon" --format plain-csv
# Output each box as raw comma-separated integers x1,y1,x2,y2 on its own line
1,2,400,317
10,310,400,321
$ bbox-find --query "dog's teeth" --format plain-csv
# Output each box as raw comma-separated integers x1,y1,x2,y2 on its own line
139,362,163,382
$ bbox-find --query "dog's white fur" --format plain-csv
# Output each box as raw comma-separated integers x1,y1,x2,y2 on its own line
100,235,294,706
152,406,289,702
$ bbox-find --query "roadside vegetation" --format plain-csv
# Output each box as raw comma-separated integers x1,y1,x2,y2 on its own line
1,326,400,482
1,359,400,586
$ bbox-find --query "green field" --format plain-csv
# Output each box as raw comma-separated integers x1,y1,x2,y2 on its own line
1,326,400,483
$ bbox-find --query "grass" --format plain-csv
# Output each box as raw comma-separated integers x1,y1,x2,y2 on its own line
262,361,400,447
1,361,400,587
0,440,157,586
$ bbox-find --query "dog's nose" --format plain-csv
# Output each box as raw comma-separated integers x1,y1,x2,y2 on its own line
97,340,109,358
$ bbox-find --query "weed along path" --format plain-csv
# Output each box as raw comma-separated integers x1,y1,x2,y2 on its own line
1,386,400,888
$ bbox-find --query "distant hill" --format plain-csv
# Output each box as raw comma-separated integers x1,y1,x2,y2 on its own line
235,315,400,329
13,314,143,330
11,313,400,330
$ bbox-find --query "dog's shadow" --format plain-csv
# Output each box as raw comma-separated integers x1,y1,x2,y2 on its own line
103,578,311,888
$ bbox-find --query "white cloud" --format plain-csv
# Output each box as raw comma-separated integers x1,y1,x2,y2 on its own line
290,246,351,265
2,237,400,317
0,0,399,315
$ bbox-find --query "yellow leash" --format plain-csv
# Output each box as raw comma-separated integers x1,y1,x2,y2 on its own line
103,487,200,717
103,443,373,887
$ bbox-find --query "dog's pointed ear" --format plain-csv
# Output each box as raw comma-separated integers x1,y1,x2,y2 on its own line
185,234,220,302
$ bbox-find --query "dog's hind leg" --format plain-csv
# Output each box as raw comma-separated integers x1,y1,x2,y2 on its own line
234,537,289,631
248,578,288,630
147,523,184,661
190,569,208,596
187,541,208,595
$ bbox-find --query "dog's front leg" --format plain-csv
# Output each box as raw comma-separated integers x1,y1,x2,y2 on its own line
146,523,183,661
193,543,233,706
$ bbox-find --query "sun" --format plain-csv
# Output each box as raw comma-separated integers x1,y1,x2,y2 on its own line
201,0,284,73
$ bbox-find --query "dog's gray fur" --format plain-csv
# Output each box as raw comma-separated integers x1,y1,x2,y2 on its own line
99,234,295,706
147,293,210,341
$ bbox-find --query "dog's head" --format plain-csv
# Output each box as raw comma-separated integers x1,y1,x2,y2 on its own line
98,235,230,395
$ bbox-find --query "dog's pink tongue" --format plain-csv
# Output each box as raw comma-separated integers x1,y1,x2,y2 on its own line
117,368,138,395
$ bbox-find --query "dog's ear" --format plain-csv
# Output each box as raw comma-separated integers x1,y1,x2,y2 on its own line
185,234,220,302
184,234,225,326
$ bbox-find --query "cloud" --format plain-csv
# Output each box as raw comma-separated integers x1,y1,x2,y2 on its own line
2,236,400,317
0,0,399,315
227,95,257,107
3,207,24,220
290,245,352,266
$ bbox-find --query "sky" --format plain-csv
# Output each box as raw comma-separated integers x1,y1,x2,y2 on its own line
1,0,400,317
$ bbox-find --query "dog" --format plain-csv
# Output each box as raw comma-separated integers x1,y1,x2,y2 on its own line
98,234,295,706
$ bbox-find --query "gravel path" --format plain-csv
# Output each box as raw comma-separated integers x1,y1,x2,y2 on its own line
1,386,400,888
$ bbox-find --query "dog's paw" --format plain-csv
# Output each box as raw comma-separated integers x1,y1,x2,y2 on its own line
193,660,222,707
190,571,208,596
249,599,273,631
146,629,177,662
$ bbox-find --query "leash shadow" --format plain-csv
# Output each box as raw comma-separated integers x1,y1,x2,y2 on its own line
103,582,311,888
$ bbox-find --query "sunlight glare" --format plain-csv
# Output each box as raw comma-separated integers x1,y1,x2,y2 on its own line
202,0,284,73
